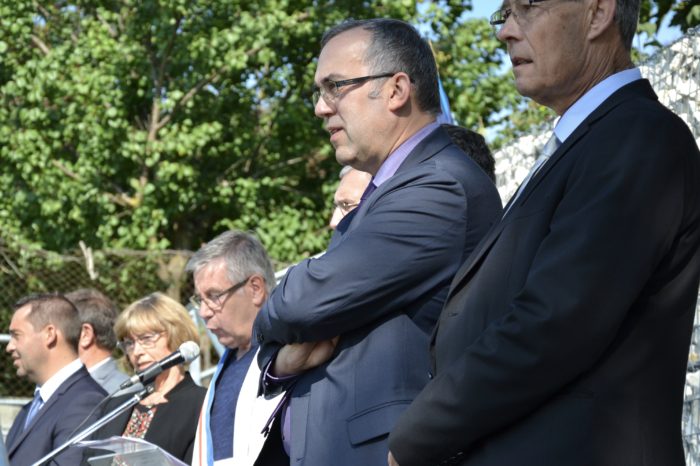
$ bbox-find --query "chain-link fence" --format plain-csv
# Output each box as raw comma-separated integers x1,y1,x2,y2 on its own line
0,240,201,397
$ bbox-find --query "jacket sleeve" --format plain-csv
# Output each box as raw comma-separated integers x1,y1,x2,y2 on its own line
254,169,469,345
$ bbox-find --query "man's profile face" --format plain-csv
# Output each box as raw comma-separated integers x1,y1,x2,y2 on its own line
193,258,258,350
496,0,591,113
6,305,46,383
313,27,392,175
329,168,372,229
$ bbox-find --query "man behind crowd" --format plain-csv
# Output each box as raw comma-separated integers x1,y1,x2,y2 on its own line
329,165,373,229
188,230,281,466
5,293,106,466
330,125,496,229
254,18,501,466
66,288,130,394
389,1,700,465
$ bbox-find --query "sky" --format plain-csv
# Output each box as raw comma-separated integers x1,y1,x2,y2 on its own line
464,1,683,45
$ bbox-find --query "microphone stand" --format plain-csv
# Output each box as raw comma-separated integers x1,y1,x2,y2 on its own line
30,384,154,466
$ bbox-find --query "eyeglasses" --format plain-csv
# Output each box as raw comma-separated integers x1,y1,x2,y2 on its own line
490,0,550,33
312,73,396,107
118,332,163,353
334,200,360,216
189,276,250,311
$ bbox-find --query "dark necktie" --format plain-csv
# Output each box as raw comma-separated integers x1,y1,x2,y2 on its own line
359,181,377,206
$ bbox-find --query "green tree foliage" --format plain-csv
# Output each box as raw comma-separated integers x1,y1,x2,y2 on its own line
0,0,684,265
0,0,468,263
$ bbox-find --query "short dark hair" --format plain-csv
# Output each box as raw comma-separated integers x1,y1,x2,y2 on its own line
66,288,120,351
321,18,441,115
441,124,496,182
13,293,82,352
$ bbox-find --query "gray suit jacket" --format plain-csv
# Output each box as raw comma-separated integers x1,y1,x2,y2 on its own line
89,357,130,395
255,127,502,466
6,366,106,466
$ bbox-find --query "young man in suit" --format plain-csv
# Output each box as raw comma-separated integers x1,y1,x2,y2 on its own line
188,230,282,466
5,293,107,466
66,288,131,394
389,1,700,465
253,18,502,466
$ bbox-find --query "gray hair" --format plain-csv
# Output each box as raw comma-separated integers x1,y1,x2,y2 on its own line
615,0,640,51
321,18,441,115
65,288,120,351
186,230,276,293
339,165,354,179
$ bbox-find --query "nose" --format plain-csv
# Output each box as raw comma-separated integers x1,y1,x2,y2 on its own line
6,340,14,353
314,95,334,118
329,207,343,230
198,302,213,321
496,14,520,42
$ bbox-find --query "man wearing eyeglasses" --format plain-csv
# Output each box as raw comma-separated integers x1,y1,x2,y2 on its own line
328,166,372,230
389,1,700,466
253,18,501,466
187,230,282,466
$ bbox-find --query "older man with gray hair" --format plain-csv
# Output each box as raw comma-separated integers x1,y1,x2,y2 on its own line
188,230,281,466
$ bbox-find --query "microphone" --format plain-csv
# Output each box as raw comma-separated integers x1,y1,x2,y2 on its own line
120,341,200,389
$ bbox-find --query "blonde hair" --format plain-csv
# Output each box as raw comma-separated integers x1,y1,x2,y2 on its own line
115,292,198,369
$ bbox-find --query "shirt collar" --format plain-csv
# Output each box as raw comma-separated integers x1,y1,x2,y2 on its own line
373,121,440,187
555,68,642,143
87,356,113,374
38,358,83,402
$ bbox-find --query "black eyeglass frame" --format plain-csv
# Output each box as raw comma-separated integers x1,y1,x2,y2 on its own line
489,0,550,27
312,72,398,106
189,276,251,310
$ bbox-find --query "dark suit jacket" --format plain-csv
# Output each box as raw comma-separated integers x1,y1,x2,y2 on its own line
85,372,206,464
254,127,502,466
389,80,700,466
6,366,107,466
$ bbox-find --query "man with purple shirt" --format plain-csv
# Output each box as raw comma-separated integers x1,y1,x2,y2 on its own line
253,18,502,466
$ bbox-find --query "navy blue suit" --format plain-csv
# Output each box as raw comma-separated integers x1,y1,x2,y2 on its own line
255,127,502,466
6,366,106,466
389,80,700,466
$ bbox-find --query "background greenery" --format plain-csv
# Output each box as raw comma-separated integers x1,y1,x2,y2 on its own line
0,0,697,395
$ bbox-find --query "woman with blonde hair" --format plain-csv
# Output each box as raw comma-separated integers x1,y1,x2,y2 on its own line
88,292,206,463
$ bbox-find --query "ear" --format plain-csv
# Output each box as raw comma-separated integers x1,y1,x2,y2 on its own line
587,0,616,42
386,72,413,112
79,323,95,350
44,324,58,348
247,275,268,307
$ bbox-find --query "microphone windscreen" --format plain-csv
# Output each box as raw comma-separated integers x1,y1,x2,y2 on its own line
179,341,201,362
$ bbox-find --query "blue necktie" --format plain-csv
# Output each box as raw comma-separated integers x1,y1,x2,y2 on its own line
24,389,44,430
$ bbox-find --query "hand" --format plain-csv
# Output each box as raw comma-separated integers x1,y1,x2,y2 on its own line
272,337,339,377
388,451,400,466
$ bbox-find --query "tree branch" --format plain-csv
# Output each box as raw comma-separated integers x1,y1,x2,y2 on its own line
31,35,50,55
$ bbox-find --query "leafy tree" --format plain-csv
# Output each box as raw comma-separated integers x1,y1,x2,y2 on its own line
0,1,473,264
0,0,686,266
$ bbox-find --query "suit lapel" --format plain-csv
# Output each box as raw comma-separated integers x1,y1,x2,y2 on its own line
337,127,453,237
446,79,657,302
8,368,92,455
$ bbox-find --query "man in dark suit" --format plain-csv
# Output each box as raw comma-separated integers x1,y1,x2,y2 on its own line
388,1,700,465
5,293,107,466
66,288,131,394
253,18,502,466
